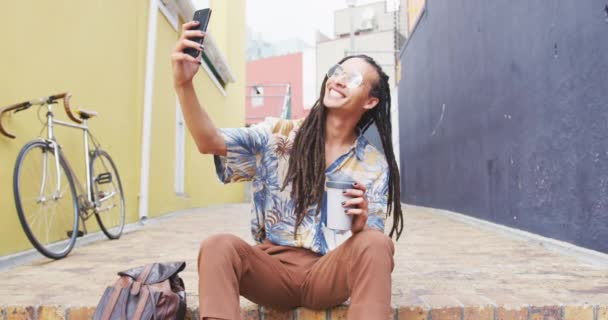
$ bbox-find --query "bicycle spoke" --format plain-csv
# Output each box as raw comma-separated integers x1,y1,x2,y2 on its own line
44,204,51,245
27,205,44,239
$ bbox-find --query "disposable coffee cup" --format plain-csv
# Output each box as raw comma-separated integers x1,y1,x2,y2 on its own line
326,180,355,230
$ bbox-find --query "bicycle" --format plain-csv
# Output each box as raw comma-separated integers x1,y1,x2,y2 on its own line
0,93,125,259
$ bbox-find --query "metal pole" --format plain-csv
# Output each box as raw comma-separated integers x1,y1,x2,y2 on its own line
280,84,291,119
350,8,354,52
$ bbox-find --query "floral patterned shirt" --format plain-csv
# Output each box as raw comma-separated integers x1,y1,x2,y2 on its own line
214,117,389,255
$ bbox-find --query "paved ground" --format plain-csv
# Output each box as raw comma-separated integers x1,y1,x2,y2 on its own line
1,203,607,318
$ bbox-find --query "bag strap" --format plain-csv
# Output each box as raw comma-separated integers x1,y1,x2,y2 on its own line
101,277,128,320
132,284,151,320
131,264,154,296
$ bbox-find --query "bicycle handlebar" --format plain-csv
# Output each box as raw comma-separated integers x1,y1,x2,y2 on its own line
0,92,80,139
61,93,83,125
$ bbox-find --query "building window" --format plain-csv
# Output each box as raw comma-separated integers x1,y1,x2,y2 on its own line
175,100,186,195
251,86,264,107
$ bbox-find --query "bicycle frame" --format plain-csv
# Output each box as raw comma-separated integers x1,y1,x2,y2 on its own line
41,102,97,209
45,103,118,216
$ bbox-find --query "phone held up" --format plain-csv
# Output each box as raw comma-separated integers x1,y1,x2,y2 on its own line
184,8,212,59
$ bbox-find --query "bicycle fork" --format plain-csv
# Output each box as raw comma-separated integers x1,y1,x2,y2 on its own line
35,146,61,204
37,128,63,204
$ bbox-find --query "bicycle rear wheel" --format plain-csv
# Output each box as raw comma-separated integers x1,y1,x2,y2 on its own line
90,149,125,239
13,140,79,259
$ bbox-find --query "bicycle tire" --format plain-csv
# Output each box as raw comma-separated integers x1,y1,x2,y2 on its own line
14,140,79,259
90,149,125,239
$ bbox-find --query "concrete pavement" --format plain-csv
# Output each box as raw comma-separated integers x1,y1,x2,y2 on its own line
1,203,607,319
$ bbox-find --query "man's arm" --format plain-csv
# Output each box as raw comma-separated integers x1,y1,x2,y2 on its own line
171,20,226,156
175,83,226,156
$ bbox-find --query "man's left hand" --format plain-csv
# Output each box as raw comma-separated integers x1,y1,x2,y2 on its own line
342,181,368,234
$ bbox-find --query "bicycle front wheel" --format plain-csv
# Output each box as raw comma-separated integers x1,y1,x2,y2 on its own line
14,140,79,259
90,150,125,239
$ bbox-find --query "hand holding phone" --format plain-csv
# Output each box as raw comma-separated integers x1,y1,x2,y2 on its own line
184,8,212,58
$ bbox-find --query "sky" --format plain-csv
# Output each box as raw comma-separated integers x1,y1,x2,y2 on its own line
245,0,395,45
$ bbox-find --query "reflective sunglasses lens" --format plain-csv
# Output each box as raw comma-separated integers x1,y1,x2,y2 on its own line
346,73,363,88
327,64,340,78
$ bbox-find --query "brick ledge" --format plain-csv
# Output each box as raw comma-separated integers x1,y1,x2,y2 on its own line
2,303,607,320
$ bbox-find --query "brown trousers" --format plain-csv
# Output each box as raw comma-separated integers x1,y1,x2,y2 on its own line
197,229,395,320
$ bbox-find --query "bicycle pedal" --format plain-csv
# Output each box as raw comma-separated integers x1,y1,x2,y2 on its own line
95,172,113,184
67,230,85,238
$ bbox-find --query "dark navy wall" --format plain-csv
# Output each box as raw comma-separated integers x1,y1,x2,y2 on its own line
398,0,608,253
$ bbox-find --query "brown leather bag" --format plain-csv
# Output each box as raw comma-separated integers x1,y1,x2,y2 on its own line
93,262,187,320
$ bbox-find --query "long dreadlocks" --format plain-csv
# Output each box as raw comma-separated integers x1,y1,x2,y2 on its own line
281,55,404,240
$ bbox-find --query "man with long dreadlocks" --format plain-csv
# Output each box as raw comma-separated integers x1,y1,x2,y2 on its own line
172,21,403,320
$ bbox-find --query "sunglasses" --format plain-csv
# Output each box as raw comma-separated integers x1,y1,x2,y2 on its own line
326,64,363,89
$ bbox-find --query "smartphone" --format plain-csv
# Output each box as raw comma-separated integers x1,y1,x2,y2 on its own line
184,8,212,58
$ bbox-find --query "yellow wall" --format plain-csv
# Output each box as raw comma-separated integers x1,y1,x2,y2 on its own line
147,0,246,216
408,0,426,32
148,13,182,216
186,0,247,205
0,0,246,256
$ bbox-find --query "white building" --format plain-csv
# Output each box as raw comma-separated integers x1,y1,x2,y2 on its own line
247,27,313,61
316,1,406,90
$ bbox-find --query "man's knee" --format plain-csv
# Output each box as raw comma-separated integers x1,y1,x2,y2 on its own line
350,230,395,259
199,233,244,259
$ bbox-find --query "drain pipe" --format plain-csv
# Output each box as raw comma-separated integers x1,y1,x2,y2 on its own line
392,87,401,171
138,0,159,223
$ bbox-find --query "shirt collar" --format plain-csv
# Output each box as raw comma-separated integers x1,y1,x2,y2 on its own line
352,133,368,161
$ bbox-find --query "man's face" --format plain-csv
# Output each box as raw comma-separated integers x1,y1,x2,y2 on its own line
322,58,379,112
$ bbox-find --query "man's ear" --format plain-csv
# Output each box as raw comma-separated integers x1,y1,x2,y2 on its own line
363,97,379,110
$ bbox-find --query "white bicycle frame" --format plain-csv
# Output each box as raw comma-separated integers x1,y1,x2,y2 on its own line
39,101,115,214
